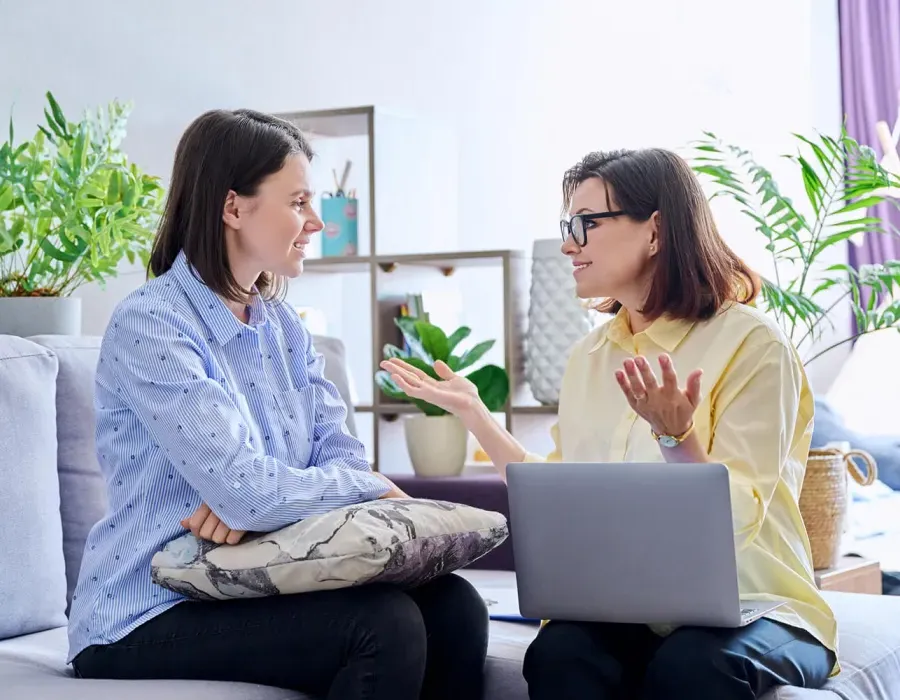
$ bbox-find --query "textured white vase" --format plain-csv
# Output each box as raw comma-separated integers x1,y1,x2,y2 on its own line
524,239,593,405
403,414,468,477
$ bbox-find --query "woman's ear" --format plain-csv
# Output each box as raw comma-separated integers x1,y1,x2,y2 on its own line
648,211,660,256
223,190,241,229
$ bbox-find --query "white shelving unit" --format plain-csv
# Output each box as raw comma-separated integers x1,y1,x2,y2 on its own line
275,106,556,472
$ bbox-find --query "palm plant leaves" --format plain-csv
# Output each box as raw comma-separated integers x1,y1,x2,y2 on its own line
690,127,900,363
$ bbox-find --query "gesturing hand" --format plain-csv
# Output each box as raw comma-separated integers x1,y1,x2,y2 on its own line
181,503,246,545
380,358,480,416
615,354,702,437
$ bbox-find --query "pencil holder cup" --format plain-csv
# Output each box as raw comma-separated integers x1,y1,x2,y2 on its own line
320,196,359,257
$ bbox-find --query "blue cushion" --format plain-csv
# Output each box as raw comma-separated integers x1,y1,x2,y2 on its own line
28,336,106,614
813,398,900,490
0,336,67,640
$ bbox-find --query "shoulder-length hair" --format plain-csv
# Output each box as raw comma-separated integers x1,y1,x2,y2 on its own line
149,109,314,303
562,148,760,321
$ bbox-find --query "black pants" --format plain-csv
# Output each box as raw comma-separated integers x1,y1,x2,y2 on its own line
524,618,836,700
74,573,488,700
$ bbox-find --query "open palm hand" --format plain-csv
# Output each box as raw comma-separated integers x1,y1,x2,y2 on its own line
615,353,702,437
380,358,479,415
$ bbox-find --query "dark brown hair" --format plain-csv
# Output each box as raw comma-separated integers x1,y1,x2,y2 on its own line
149,109,315,303
562,148,760,321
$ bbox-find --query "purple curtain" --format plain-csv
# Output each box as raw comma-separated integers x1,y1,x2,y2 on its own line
840,0,900,270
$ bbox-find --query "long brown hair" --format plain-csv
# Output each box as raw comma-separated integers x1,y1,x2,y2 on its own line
149,109,314,303
562,148,760,321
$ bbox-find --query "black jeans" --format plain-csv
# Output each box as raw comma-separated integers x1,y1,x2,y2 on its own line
523,618,836,700
73,573,488,700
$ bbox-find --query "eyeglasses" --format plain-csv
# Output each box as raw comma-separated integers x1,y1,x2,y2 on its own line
559,211,624,246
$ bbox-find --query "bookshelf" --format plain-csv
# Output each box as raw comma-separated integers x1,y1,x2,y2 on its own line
276,106,557,471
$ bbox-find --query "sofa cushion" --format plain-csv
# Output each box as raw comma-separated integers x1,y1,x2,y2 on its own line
0,627,308,699
0,622,527,699
151,499,509,600
813,398,900,491
28,336,106,614
0,336,67,640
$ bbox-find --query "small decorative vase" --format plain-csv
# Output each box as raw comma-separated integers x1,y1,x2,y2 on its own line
524,239,593,405
403,414,468,477
0,297,82,337
800,447,877,570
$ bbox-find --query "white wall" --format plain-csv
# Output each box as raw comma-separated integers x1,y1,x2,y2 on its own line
1,0,845,458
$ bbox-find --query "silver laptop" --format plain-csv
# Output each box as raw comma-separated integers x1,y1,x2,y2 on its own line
505,461,784,627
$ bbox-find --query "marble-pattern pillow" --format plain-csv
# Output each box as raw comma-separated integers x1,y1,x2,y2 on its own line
150,498,508,600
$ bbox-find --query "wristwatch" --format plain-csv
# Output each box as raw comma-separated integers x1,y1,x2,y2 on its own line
651,422,695,448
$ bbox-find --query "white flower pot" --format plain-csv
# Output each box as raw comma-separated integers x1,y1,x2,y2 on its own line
403,414,468,478
0,297,82,337
524,239,593,404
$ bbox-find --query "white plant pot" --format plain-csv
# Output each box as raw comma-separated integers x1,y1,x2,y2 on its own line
524,239,593,404
0,297,82,337
403,414,468,478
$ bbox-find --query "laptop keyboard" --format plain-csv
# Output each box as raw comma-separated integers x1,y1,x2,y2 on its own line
740,608,755,616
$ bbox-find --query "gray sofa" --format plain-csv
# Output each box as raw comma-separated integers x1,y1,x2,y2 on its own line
3,333,900,699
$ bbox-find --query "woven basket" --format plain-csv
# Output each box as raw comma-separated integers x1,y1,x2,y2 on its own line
799,447,877,570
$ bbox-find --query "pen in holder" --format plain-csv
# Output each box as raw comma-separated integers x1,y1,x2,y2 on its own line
320,160,357,257
320,193,358,257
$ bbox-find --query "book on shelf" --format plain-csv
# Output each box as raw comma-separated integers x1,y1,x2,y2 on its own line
377,293,430,406
380,293,429,356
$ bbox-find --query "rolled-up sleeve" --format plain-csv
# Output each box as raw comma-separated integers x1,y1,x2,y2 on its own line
108,302,389,532
708,336,808,551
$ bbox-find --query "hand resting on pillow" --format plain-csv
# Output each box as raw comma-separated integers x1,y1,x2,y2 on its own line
181,473,410,545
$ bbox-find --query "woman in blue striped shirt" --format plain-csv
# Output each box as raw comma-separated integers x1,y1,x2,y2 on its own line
67,109,489,699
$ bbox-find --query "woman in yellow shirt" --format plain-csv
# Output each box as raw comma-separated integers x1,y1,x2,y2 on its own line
382,148,838,699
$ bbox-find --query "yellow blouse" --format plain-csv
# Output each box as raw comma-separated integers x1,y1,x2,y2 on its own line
524,302,838,665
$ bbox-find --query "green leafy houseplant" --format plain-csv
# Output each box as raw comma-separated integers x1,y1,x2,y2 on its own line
689,127,900,364
0,91,164,297
375,317,510,416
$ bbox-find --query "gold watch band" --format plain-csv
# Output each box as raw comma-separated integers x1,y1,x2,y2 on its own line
651,422,696,445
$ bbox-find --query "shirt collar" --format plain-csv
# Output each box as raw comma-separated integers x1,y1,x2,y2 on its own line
589,307,695,354
170,250,272,345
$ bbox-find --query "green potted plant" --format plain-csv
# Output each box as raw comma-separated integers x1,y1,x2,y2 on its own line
375,317,510,476
0,91,164,336
688,126,900,568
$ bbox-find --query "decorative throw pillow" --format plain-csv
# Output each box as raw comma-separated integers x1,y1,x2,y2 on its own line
150,498,508,600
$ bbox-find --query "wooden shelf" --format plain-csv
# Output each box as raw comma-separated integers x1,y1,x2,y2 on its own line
281,107,373,138
376,249,523,273
303,255,373,273
511,404,559,415
303,250,524,276
274,106,550,472
814,556,881,594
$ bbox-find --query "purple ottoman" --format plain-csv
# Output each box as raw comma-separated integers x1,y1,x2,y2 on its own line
390,473,515,571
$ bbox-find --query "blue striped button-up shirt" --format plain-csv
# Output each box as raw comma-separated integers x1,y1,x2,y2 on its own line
67,251,388,663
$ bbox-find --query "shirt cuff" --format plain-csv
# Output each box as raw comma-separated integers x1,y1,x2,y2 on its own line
357,470,392,500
